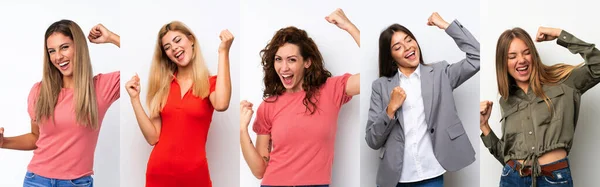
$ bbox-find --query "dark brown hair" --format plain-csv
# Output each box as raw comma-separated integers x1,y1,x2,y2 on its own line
260,26,331,114
378,24,424,77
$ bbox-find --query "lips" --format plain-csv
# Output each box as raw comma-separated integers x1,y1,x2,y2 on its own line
516,65,529,76
281,74,293,85
404,51,416,60
175,50,185,61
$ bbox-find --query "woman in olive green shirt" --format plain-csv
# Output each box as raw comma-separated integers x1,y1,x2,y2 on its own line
481,26,600,187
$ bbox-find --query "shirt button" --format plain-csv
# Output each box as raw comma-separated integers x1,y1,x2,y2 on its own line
527,116,530,120
563,36,567,39
430,128,434,134
531,147,535,150
529,131,533,135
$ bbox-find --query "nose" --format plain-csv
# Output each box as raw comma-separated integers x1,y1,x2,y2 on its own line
54,52,64,63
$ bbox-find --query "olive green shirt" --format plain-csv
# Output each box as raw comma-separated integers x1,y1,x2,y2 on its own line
481,31,600,168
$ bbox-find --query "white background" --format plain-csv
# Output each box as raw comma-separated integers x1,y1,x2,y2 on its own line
119,0,240,187
480,0,600,186
357,0,481,186
0,1,121,187
239,0,361,186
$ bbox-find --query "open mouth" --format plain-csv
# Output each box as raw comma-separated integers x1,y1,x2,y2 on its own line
58,61,70,70
404,51,416,60
281,74,293,85
516,65,529,76
175,50,185,61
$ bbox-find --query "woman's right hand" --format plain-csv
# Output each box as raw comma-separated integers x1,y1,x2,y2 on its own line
480,100,493,135
240,100,254,131
386,86,406,119
536,27,563,42
125,74,141,99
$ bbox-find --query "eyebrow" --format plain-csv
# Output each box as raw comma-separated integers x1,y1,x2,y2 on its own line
391,35,410,48
508,48,529,55
274,55,298,58
47,43,70,50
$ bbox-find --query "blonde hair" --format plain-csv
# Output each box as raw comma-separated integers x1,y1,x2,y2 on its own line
495,28,580,109
147,21,211,117
37,20,99,129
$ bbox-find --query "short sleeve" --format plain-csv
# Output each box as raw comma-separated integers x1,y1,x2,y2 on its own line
27,82,41,122
252,101,272,135
94,71,120,104
325,73,353,107
209,75,217,93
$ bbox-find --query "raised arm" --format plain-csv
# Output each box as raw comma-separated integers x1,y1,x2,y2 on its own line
428,12,480,89
480,100,505,164
240,100,271,179
88,23,120,47
209,30,234,111
0,120,40,150
125,74,162,145
536,27,600,93
326,8,360,96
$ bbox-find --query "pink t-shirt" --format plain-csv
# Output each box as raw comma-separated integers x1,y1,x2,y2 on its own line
26,71,120,179
253,74,352,186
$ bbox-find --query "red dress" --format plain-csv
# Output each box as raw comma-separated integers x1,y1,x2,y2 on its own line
146,75,217,187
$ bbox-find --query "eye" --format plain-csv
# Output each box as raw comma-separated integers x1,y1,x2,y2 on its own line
274,57,281,62
175,37,181,43
60,45,69,51
394,46,401,51
48,49,55,54
164,46,170,51
508,55,516,59
290,58,297,62
524,50,530,55
407,38,412,42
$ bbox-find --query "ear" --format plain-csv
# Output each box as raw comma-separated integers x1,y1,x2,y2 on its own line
304,58,312,69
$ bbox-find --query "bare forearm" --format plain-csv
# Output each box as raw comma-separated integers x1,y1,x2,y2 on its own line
214,51,232,111
131,98,159,145
110,32,120,47
2,134,38,150
240,129,267,179
480,122,491,136
347,25,360,47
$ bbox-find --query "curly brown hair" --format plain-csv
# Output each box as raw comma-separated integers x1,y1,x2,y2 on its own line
260,26,332,115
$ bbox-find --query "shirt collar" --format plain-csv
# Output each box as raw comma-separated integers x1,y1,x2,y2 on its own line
397,64,421,79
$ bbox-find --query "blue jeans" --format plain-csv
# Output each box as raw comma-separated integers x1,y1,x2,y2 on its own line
260,185,328,187
23,171,93,187
396,175,443,187
500,158,573,187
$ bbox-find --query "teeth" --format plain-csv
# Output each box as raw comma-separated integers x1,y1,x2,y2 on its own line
175,51,184,58
59,61,69,67
517,66,528,71
282,75,292,78
405,51,415,58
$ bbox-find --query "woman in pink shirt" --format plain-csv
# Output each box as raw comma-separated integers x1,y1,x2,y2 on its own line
240,9,360,187
0,20,120,187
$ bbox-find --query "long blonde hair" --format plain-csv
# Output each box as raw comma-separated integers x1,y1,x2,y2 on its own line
495,28,580,109
147,21,210,117
37,20,99,129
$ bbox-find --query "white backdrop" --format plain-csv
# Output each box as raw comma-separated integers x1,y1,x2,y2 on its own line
357,0,481,186
119,0,240,187
0,1,121,187
239,0,361,186
480,0,600,186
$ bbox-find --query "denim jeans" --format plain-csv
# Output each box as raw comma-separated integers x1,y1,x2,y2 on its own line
23,171,93,187
396,175,443,187
500,158,573,187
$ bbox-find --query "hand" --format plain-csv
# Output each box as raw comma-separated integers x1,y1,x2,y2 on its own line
218,29,235,53
0,127,4,148
427,12,450,30
88,24,114,44
536,26,562,42
480,100,493,126
386,86,407,118
325,8,357,32
240,100,254,130
125,74,141,99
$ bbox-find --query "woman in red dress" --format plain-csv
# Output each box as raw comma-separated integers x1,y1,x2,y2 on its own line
125,21,234,187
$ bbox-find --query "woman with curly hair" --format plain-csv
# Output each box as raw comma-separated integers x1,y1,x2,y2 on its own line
240,8,360,187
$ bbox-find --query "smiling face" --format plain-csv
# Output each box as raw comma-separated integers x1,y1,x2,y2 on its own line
507,38,532,86
274,43,311,93
161,30,194,67
390,31,420,69
46,32,75,77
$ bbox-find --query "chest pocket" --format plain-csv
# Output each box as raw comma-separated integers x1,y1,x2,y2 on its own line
533,87,565,124
500,103,520,134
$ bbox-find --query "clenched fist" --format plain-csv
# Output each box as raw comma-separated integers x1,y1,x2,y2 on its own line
386,86,407,119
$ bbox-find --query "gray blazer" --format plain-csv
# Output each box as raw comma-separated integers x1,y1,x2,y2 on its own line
366,20,479,187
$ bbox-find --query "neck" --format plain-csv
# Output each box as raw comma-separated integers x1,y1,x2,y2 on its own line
176,65,193,80
517,82,529,94
286,80,304,93
62,75,74,89
398,65,417,77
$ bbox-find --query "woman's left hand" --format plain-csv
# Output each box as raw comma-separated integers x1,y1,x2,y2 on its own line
88,24,114,44
536,27,563,42
427,12,450,30
218,29,235,53
326,8,357,32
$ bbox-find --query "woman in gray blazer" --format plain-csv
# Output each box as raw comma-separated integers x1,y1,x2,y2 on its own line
366,12,479,187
